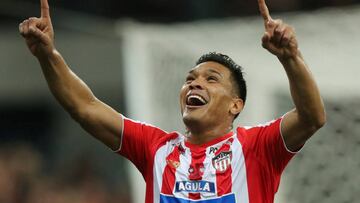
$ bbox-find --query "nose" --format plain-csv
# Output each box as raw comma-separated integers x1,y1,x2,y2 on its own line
189,79,203,90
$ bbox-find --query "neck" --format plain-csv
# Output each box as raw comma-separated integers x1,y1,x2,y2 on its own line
185,122,232,145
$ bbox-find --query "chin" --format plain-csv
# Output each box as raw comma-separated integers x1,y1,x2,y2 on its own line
182,113,196,125
182,111,206,129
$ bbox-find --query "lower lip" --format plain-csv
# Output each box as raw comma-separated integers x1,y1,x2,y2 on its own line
185,104,207,109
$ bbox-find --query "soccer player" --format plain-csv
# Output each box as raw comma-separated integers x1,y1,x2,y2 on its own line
19,0,326,202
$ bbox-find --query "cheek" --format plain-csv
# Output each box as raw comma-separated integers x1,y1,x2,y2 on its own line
210,90,233,111
180,85,187,96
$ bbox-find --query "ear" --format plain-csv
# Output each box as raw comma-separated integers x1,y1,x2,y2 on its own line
229,98,244,116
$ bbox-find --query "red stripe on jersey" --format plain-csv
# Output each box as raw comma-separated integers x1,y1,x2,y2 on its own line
161,145,182,195
188,148,206,200
214,138,234,196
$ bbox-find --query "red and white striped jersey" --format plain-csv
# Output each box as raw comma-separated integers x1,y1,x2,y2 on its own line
117,116,296,203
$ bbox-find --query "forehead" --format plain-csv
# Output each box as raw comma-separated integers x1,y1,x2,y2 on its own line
189,61,232,77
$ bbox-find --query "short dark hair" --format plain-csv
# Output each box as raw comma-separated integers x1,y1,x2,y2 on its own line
196,52,247,118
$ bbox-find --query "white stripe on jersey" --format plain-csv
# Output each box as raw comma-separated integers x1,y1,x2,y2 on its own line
153,135,183,203
244,118,279,130
174,141,192,199
231,135,249,203
201,146,218,199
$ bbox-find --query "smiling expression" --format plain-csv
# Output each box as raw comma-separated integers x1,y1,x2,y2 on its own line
180,61,243,131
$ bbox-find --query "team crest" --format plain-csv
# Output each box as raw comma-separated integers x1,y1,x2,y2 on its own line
212,151,232,173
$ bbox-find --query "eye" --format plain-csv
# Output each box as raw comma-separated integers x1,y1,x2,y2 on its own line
207,76,218,82
185,75,195,84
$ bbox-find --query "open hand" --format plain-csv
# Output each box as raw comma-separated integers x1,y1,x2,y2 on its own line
258,0,299,59
19,0,54,58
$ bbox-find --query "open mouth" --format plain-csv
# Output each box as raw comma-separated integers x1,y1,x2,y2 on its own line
186,94,208,107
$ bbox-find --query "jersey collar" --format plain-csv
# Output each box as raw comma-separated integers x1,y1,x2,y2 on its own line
184,131,234,151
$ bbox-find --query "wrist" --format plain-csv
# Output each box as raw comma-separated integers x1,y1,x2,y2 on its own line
278,49,303,65
36,47,58,61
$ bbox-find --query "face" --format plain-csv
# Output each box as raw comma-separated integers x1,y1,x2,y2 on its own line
179,61,243,130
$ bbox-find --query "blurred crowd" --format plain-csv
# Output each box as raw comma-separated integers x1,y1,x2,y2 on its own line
0,143,132,203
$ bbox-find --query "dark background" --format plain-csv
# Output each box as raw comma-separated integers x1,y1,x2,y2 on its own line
1,0,360,22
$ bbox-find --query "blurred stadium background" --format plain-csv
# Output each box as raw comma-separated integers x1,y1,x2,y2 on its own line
1,0,360,202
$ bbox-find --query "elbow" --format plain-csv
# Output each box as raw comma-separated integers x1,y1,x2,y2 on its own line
310,110,327,131
316,109,327,128
299,109,326,134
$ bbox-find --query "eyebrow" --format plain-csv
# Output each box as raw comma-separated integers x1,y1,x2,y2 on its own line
188,68,223,78
208,69,223,78
188,69,196,74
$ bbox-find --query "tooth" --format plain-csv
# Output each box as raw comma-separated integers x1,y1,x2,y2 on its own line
188,95,206,104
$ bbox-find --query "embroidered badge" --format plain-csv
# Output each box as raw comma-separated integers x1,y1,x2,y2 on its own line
212,151,232,173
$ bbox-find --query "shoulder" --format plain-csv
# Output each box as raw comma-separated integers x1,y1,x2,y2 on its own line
235,118,282,145
120,116,181,151
239,118,282,134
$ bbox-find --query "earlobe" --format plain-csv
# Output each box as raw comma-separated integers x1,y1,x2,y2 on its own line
230,98,244,115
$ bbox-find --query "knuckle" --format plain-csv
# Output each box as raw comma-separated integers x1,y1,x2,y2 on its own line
28,18,36,24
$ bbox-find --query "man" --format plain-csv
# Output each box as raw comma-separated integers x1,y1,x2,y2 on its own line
19,0,326,202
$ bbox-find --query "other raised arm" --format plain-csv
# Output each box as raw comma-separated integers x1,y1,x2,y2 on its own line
257,0,326,151
19,0,123,150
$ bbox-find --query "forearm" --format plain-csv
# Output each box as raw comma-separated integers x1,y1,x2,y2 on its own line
279,52,326,128
37,49,97,116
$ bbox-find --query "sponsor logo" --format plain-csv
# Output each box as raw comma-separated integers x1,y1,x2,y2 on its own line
212,151,232,173
175,181,215,193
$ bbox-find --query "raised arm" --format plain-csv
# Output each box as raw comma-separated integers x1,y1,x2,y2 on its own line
257,0,326,151
19,0,122,150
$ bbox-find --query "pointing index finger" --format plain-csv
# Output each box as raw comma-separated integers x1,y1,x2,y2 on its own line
41,0,50,18
258,0,271,21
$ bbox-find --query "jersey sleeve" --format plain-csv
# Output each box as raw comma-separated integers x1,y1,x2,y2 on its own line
242,117,297,175
115,116,168,176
